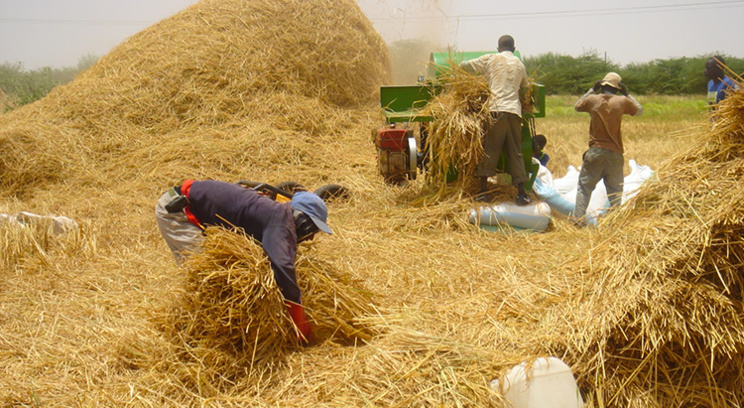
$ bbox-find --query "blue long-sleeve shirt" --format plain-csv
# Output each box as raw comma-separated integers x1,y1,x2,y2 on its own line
708,76,737,106
187,180,301,303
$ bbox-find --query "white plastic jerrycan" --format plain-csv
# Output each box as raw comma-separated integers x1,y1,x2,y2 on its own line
490,357,584,408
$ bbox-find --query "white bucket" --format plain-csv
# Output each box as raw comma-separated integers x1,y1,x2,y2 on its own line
490,357,584,408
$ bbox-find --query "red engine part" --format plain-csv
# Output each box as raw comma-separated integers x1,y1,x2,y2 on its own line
376,127,409,151
374,126,417,184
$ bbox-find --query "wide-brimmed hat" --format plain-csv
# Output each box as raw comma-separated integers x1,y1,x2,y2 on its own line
290,191,332,234
600,72,622,89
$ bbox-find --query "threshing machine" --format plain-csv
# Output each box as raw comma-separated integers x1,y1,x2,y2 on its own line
374,51,546,187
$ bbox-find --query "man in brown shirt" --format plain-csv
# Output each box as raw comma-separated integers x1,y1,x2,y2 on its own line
573,72,643,224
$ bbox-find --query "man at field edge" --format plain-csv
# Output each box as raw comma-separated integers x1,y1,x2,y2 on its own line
459,34,532,205
155,179,332,343
704,55,737,108
573,72,643,225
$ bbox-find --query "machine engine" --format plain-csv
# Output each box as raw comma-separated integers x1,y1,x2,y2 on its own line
375,125,418,184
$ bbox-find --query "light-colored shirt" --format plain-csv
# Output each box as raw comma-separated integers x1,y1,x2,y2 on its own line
460,51,529,117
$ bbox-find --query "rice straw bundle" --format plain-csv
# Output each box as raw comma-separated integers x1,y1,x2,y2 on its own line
521,74,536,115
173,226,295,356
157,226,377,388
419,61,491,198
0,220,50,272
712,68,744,138
295,252,378,344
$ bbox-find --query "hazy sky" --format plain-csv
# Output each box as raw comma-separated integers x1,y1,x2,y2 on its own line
1,0,743,70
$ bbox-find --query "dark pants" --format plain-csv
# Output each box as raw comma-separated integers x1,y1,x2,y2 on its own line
573,147,624,219
477,112,527,185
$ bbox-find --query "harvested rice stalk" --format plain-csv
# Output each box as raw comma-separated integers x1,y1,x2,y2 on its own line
159,226,377,385
521,72,537,115
418,58,539,201
174,227,294,364
0,215,88,272
420,61,491,199
296,252,378,344
711,67,744,139
0,220,49,272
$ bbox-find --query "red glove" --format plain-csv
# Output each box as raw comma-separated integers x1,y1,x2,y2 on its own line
285,301,313,343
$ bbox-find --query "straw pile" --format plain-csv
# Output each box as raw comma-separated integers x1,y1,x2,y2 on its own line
0,0,391,198
2,0,744,405
420,62,491,198
148,226,376,391
1,214,89,272
543,81,744,407
1,220,50,271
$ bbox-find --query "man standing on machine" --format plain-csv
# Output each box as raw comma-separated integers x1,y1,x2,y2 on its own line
155,179,332,343
460,34,531,205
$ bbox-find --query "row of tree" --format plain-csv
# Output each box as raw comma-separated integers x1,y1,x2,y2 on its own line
523,52,743,95
2,49,742,111
388,39,742,95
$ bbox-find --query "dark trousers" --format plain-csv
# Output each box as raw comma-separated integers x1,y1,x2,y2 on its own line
573,147,624,219
477,112,527,185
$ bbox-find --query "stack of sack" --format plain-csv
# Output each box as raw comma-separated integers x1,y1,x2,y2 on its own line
471,158,654,230
537,159,654,223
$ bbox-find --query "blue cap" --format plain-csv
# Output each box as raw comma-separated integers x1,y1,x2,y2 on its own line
290,191,332,234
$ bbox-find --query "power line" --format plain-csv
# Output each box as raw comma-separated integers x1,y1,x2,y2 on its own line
463,0,744,19
0,18,154,27
369,0,744,22
2,1,742,26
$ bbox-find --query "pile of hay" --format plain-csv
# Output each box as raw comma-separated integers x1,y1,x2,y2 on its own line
150,227,376,391
1,220,50,271
420,62,491,198
4,0,744,406
1,213,89,272
0,0,391,199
